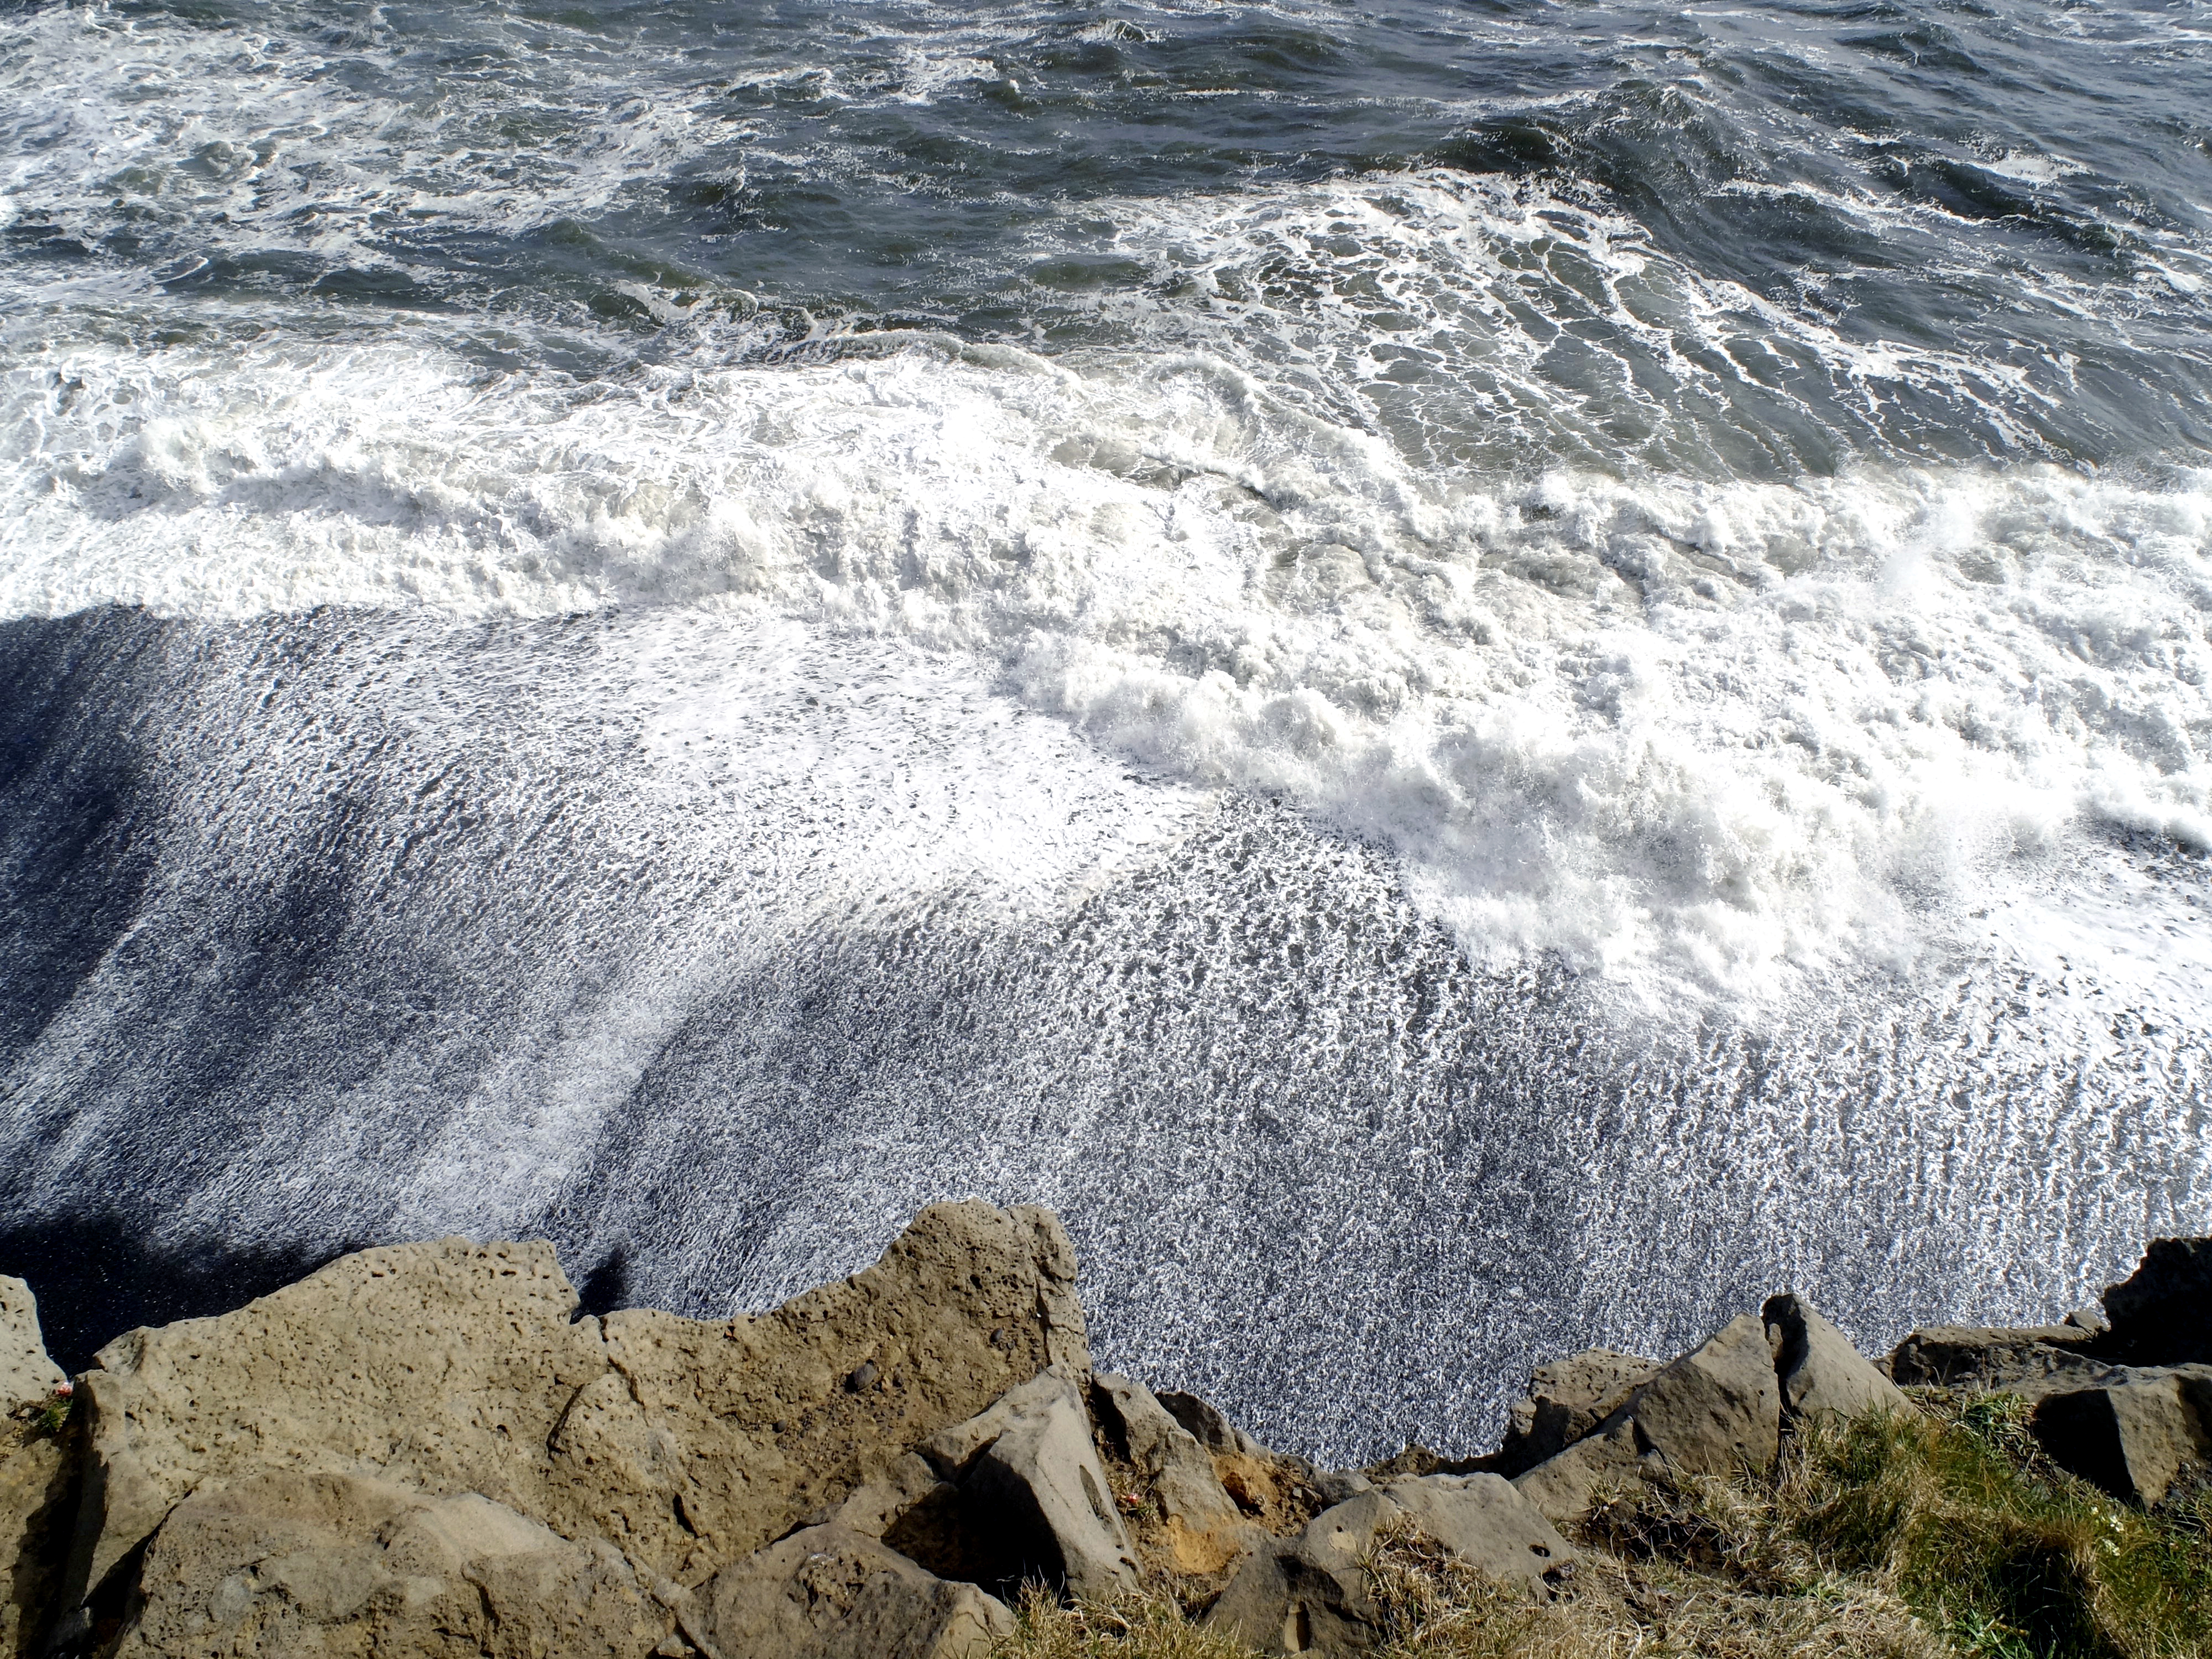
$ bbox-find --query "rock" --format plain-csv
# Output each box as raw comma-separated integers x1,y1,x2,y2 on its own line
2029,1368,2212,1507
1513,1315,1781,1523
1206,1477,1573,1655
68,1238,606,1611
1496,1349,1663,1477
0,1280,64,1408
921,1370,1138,1599
1886,1323,2099,1394
1620,1315,1781,1476
695,1523,1012,1659
107,1470,673,1659
1380,1474,1575,1592
586,1201,1090,1579
1509,1415,1645,1526
65,1201,1087,1611
1092,1372,1251,1573
1204,1537,1376,1657
1762,1295,1913,1427
807,1452,951,1538
0,1422,77,1659
2101,1238,2212,1365
1156,1389,1264,1457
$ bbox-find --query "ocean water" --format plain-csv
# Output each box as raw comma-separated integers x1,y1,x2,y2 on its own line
0,0,2207,1460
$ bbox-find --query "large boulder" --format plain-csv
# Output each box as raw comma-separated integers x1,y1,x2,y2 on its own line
1514,1316,1781,1523
1206,1475,1574,1656
1496,1349,1662,1477
106,1470,672,1658
1761,1295,1912,1427
920,1370,1138,1599
695,1523,1012,1659
0,1280,64,1408
2029,1368,2212,1507
1092,1372,1251,1574
64,1202,1087,1611
568,1201,1089,1582
2101,1239,2212,1365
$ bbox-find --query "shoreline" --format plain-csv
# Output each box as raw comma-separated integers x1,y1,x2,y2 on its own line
0,1204,2206,1657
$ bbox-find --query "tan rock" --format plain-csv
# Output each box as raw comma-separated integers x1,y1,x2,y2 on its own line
70,1238,606,1607
2030,1368,2212,1507
696,1522,1012,1659
585,1202,1088,1578
108,1470,672,1658
0,1280,64,1409
1886,1323,2099,1394
920,1370,1138,1599
65,1201,1087,1610
1206,1475,1574,1655
0,1422,76,1659
1092,1372,1251,1574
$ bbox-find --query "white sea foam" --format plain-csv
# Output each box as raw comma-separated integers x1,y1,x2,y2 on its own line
3,284,2205,1011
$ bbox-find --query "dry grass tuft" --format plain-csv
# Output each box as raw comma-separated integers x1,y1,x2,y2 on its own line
989,1397,2212,1659
991,1584,1266,1659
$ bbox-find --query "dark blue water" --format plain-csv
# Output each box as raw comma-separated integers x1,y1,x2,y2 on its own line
0,0,2207,1458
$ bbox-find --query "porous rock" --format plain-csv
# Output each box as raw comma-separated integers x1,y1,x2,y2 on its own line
920,1370,1138,1599
66,1202,1087,1608
1514,1315,1781,1522
696,1522,1012,1659
1206,1476,1573,1655
581,1201,1089,1580
0,1280,64,1409
108,1470,672,1659
2029,1367,2212,1507
1496,1348,1662,1477
1762,1294,1912,1426
1092,1372,1251,1574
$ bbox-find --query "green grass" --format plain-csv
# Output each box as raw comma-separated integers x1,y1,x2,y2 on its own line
990,1394,2212,1659
1777,1396,2212,1659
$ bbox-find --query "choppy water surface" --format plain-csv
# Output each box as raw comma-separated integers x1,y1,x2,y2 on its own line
1,0,2208,1457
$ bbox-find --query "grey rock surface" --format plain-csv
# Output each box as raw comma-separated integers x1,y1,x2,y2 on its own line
1886,1324,2100,1394
2030,1367,2212,1507
1381,1474,1574,1592
1762,1294,1913,1426
1513,1314,1781,1522
1207,1471,1573,1655
1157,1389,1264,1458
0,1281,64,1410
923,1370,1139,1599
1497,1348,1662,1477
1620,1314,1781,1477
697,1522,1012,1659
0,1425,75,1659
1205,1537,1378,1657
108,1470,672,1659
